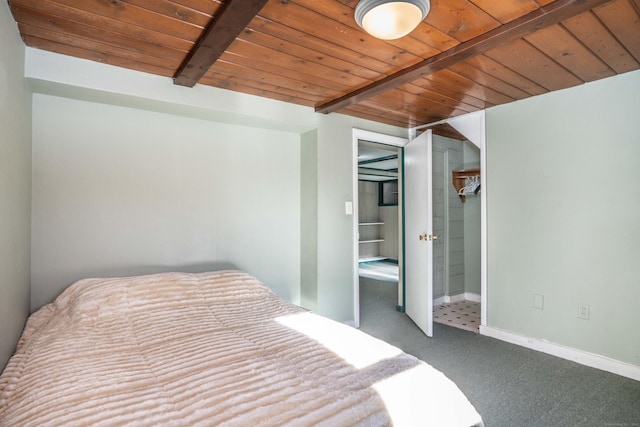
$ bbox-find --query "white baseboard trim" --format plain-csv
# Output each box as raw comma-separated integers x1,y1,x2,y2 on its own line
480,326,640,382
434,292,481,306
433,296,446,306
446,294,465,303
464,292,481,303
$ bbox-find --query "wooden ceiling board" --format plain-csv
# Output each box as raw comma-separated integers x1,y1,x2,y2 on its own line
291,0,443,59
201,72,321,108
11,0,195,52
207,57,335,99
363,86,475,120
18,22,182,71
201,72,319,106
165,0,221,15
594,0,640,61
122,0,215,27
469,0,540,23
238,27,383,81
9,0,639,131
382,70,497,115
12,6,188,64
524,24,616,82
204,72,320,104
408,76,494,110
225,38,370,89
342,105,417,128
397,81,483,112
562,11,640,74
315,0,618,114
23,34,177,77
431,123,468,140
45,0,205,41
484,38,584,91
258,0,423,71
448,61,533,100
216,49,360,96
345,104,432,127
426,0,502,42
427,68,514,105
464,54,549,95
246,16,396,75
381,31,444,60
399,22,462,53
354,97,435,124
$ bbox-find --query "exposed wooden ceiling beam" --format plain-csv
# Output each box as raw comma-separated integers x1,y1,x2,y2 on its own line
174,0,268,87
315,0,613,114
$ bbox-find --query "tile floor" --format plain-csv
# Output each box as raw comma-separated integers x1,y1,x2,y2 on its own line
434,301,480,333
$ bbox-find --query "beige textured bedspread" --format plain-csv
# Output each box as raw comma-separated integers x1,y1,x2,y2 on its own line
0,270,483,426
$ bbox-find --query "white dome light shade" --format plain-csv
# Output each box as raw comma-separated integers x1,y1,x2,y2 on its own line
355,0,430,40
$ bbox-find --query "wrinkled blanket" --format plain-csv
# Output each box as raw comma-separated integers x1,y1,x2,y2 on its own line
0,270,483,426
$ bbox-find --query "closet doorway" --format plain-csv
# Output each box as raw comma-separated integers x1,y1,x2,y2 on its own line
419,110,487,333
352,112,487,333
351,130,407,328
430,137,482,333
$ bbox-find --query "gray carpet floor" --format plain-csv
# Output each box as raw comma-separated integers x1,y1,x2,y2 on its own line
358,277,640,427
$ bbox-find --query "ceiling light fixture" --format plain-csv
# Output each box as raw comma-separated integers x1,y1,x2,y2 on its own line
355,0,430,40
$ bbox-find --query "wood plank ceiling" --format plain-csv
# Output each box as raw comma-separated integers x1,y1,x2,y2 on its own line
8,0,640,135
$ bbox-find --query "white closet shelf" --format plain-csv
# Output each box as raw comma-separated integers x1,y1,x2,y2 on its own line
358,221,385,261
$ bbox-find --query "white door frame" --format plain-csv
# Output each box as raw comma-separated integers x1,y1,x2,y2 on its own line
352,129,408,328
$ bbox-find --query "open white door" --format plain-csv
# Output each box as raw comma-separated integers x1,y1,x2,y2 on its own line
404,129,434,337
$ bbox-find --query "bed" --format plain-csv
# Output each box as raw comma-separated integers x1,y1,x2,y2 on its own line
0,270,483,426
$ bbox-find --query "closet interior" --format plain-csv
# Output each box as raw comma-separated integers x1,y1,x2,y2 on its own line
431,137,481,333
357,141,400,286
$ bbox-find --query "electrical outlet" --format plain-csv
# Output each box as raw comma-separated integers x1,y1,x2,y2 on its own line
578,304,590,320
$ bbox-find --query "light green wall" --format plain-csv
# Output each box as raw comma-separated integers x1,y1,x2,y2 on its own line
486,70,640,366
314,113,403,321
31,94,302,310
300,129,318,311
25,49,406,322
0,2,31,369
